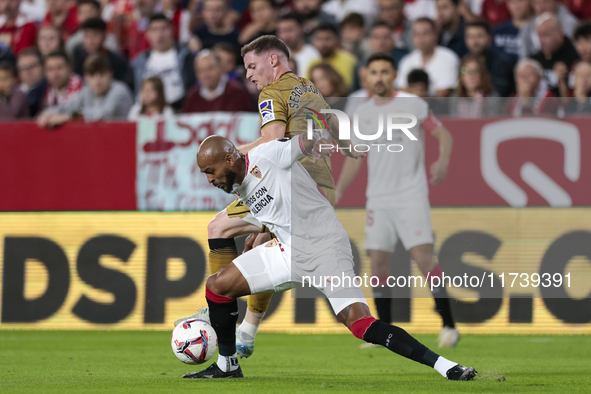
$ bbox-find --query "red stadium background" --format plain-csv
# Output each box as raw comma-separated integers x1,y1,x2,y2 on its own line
1,117,590,210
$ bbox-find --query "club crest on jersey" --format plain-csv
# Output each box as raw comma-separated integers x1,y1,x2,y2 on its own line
259,99,275,125
250,165,262,179
264,238,278,248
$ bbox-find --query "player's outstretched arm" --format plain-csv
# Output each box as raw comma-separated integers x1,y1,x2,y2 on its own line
237,124,286,154
335,156,364,205
429,126,453,185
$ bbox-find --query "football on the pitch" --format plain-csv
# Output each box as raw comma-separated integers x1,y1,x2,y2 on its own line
171,319,218,364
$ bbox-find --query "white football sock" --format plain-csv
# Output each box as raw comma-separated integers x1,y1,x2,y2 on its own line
217,353,239,372
434,356,458,378
238,321,258,342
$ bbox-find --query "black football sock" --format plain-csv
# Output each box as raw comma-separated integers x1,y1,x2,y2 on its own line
432,287,455,328
205,288,239,357
425,266,455,328
373,277,392,323
374,298,392,323
364,320,439,367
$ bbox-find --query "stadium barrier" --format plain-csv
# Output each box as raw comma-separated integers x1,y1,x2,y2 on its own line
1,115,591,211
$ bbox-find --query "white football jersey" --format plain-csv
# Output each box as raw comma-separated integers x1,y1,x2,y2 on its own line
352,91,442,207
232,137,351,268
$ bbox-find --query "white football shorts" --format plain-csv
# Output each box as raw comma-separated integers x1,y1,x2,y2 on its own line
232,237,367,314
364,197,434,253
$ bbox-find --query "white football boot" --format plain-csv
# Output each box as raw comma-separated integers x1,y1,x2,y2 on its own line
438,326,460,348
173,306,211,327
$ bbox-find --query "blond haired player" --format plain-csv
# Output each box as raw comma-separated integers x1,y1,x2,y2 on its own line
175,35,361,357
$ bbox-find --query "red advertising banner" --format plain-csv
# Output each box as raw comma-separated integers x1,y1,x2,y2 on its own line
0,121,136,211
334,116,591,208
1,116,591,211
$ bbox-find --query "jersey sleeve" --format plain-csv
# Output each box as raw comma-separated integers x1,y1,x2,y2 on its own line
414,98,443,132
257,136,311,169
258,87,287,130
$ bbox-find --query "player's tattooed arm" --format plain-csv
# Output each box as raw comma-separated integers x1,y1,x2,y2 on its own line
336,305,352,325
237,124,286,154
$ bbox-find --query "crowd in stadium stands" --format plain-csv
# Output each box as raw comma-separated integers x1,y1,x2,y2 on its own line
0,0,590,122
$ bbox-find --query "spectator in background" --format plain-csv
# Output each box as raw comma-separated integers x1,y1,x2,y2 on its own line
574,23,591,64
436,0,468,58
42,0,79,41
309,62,350,109
395,17,460,97
0,0,37,56
376,0,412,53
41,49,83,109
404,0,437,21
449,54,501,117
343,65,369,118
0,45,14,65
0,60,29,118
239,0,277,45
16,48,46,116
189,0,239,52
405,68,430,97
321,0,378,26
491,0,531,65
308,23,357,87
519,0,578,58
37,54,133,127
132,14,196,110
212,42,240,80
561,0,591,21
182,50,255,113
531,13,579,97
564,61,591,115
73,18,133,89
340,13,371,61
111,0,158,60
509,58,557,116
66,0,121,59
367,22,398,62
160,0,191,45
292,0,338,40
37,25,63,58
128,76,174,120
480,0,511,27
277,13,320,78
465,19,514,96
404,68,448,114
19,0,47,23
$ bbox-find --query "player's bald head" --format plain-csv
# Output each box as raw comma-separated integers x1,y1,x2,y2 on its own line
197,135,237,166
197,136,244,193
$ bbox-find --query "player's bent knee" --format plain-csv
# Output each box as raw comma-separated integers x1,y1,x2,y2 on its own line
205,274,232,298
350,315,377,339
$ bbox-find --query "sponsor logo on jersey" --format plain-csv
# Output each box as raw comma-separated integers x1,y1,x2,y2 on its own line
259,99,275,125
250,165,262,179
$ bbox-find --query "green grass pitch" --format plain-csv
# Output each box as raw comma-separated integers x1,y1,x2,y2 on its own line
1,331,590,393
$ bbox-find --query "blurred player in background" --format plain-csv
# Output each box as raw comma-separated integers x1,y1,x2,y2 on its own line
176,35,361,357
336,52,459,348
